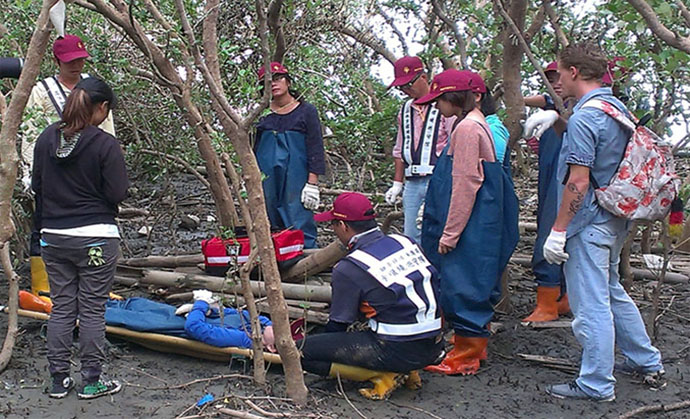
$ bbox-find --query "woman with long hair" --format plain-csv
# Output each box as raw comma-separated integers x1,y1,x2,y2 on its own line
254,62,325,248
32,77,128,399
417,70,519,376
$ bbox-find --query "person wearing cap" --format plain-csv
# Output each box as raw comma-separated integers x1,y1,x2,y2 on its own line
300,192,443,400
521,62,572,323
466,70,509,164
385,56,455,244
417,69,519,376
22,34,116,307
254,62,325,248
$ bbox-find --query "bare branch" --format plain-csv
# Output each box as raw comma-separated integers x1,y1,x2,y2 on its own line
376,4,409,56
430,0,468,69
267,0,286,62
627,0,690,54
493,0,564,114
677,0,690,27
173,0,243,127
243,0,273,127
328,20,396,64
523,4,545,45
202,0,222,85
543,0,569,48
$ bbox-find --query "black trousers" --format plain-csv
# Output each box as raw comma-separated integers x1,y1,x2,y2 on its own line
299,330,443,376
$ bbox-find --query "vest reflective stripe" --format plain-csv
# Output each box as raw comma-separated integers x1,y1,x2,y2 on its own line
401,100,441,177
369,317,442,337
348,234,439,337
40,74,89,117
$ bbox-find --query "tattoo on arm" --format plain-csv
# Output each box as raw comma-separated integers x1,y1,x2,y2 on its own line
567,183,584,216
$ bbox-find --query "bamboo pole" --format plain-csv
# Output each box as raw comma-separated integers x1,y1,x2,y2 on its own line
141,270,332,302
7,308,282,364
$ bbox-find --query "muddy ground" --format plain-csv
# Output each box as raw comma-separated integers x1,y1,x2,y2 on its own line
1,168,690,419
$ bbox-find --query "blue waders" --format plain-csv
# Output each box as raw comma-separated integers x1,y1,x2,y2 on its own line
256,130,317,248
532,127,565,287
422,145,519,337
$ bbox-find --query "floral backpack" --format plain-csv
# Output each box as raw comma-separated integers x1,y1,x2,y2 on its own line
581,99,680,221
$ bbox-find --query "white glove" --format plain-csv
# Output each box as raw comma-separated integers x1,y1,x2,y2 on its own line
543,229,569,265
49,0,66,38
301,183,320,210
416,203,425,230
193,289,218,305
523,110,559,139
385,181,403,205
175,303,194,316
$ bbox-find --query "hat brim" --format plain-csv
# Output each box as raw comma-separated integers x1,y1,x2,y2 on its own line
313,210,336,222
388,72,418,89
414,91,441,105
56,50,90,63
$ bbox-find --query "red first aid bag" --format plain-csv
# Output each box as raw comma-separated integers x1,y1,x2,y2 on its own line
201,229,305,276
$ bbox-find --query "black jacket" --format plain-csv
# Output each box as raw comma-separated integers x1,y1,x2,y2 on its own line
32,123,129,230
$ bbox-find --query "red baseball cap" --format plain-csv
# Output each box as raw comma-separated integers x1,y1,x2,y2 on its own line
53,34,89,63
257,62,289,81
602,56,626,86
414,69,473,105
544,61,558,73
389,56,425,88
314,192,376,222
467,70,486,94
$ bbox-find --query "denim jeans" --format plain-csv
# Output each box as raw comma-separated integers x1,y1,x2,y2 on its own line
564,217,663,398
403,176,430,244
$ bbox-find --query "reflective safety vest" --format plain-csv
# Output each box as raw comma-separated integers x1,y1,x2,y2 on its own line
401,99,441,177
40,74,89,118
347,234,441,339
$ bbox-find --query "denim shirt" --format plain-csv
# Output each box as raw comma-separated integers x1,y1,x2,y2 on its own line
557,87,631,238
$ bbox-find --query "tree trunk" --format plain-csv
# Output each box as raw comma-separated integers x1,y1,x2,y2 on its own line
0,0,55,373
498,0,528,149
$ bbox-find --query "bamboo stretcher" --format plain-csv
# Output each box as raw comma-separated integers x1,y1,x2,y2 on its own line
4,307,283,364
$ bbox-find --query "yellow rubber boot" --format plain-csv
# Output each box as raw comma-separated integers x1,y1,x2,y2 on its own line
328,363,407,400
404,370,422,390
30,256,51,303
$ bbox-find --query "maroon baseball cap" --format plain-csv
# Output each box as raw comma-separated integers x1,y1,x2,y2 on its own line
544,61,558,73
53,34,89,63
602,56,626,86
257,62,289,81
467,70,486,94
314,192,376,222
415,69,473,105
389,56,425,88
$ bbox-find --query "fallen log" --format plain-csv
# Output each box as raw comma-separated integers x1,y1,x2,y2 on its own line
119,254,205,268
7,308,282,364
509,256,689,284
630,268,688,284
280,240,346,283
141,270,332,302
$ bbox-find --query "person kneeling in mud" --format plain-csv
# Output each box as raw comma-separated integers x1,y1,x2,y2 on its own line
300,192,444,400
176,290,276,352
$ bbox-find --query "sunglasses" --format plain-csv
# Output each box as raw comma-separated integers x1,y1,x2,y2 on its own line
397,72,422,91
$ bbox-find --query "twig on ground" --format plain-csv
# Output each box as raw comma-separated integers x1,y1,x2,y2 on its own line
128,366,170,385
619,400,690,419
335,373,367,419
217,407,267,419
131,373,253,391
387,400,443,419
